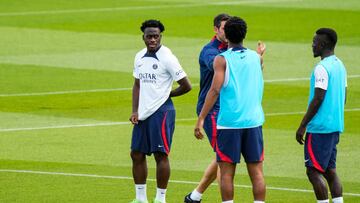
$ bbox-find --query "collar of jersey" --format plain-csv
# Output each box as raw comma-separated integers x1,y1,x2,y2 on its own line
231,46,247,52
142,45,162,60
211,36,227,50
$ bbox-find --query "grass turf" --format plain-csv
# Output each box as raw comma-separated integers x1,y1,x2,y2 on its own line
0,0,359,202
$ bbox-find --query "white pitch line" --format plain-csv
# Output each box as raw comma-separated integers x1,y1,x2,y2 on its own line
1,75,359,97
0,0,300,17
0,169,359,197
211,0,303,6
0,122,128,132
1,108,359,132
0,88,132,97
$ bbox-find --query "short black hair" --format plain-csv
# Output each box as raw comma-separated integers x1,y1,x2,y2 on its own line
140,19,165,33
213,13,231,28
224,16,247,44
316,28,337,49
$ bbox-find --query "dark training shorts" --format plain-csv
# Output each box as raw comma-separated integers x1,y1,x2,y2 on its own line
131,99,175,155
203,111,218,151
304,132,340,172
216,126,264,163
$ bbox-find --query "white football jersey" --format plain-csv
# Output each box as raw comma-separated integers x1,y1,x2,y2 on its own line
133,45,187,120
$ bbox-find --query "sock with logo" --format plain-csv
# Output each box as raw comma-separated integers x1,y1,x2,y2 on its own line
317,199,329,203
135,184,147,202
155,188,167,203
332,197,343,203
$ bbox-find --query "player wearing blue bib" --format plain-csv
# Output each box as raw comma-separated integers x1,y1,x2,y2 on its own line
130,20,192,203
195,16,266,203
184,13,230,203
296,28,347,203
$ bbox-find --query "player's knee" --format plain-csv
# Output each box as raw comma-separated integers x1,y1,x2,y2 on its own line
324,168,338,181
248,163,264,178
306,167,322,182
220,170,235,181
130,151,145,162
306,168,314,178
153,152,168,163
326,168,336,177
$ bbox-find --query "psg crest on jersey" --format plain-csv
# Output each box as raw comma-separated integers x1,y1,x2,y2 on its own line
152,64,158,70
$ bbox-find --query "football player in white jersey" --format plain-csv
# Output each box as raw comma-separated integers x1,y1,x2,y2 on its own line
129,19,191,203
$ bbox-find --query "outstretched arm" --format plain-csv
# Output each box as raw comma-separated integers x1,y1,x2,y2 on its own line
257,41,266,70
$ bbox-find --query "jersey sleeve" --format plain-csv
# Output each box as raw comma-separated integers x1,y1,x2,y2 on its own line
314,64,328,90
133,55,139,79
202,48,219,71
345,73,348,87
166,53,187,81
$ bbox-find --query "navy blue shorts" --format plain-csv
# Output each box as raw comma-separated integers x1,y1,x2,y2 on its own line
131,99,175,155
304,132,339,173
216,126,264,163
203,111,218,151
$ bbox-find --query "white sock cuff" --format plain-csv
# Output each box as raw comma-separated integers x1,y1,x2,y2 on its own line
189,189,203,201
135,184,146,188
254,201,265,203
332,197,343,203
157,187,167,192
317,199,329,203
222,201,234,203
193,189,203,195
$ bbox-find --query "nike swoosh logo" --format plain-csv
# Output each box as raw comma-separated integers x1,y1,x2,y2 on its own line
305,159,310,163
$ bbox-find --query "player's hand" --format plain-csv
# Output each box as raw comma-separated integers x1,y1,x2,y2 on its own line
296,125,306,145
256,41,266,56
194,118,205,140
129,112,139,124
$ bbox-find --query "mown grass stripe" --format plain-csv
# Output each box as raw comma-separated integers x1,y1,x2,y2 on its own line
1,75,359,97
0,169,359,196
0,0,300,17
1,108,359,132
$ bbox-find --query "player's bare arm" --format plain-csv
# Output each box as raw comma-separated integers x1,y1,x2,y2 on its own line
345,87,347,104
130,79,140,124
195,55,226,139
257,41,266,70
296,88,326,144
169,77,192,97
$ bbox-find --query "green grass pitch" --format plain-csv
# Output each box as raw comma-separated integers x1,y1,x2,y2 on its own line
0,0,359,202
